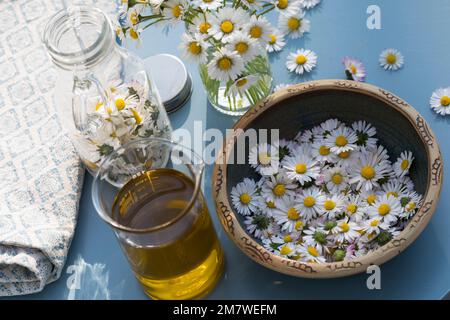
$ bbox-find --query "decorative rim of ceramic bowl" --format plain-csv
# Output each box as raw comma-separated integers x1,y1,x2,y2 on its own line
212,79,443,278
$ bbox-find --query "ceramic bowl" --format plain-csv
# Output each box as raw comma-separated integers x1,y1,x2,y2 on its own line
213,80,443,278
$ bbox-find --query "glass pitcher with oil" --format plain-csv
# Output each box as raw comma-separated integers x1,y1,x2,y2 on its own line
92,138,224,300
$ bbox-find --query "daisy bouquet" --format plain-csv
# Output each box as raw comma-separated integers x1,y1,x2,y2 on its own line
117,0,319,114
231,119,423,263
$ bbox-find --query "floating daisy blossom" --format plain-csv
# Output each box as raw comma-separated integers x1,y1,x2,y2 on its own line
286,49,317,75
231,119,423,263
379,48,404,71
278,10,310,39
230,178,260,216
342,56,366,82
249,142,280,176
430,87,450,116
324,126,358,154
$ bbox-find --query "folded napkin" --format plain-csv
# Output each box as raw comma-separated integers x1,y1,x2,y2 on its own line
0,0,117,297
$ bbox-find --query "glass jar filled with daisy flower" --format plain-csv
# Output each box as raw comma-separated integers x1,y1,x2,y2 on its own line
118,0,321,116
43,6,172,176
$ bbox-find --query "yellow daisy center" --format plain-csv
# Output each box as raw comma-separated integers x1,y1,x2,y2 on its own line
387,191,398,198
407,202,416,212
367,194,376,205
319,145,330,156
199,22,211,34
324,200,336,211
268,34,277,44
338,151,350,159
296,54,307,65
370,219,380,227
287,208,300,220
400,159,410,170
217,57,232,70
340,223,350,233
350,64,357,74
267,201,276,209
287,17,300,31
188,42,202,55
307,246,319,257
130,108,142,124
331,173,343,185
240,193,251,204
441,96,450,107
129,28,139,40
361,166,376,180
295,163,307,174
277,0,289,9
258,152,271,165
220,20,234,34
378,203,391,216
130,12,139,25
236,78,248,88
303,196,316,208
235,42,249,54
386,53,397,65
249,26,263,38
347,204,357,214
335,135,348,147
280,245,292,255
172,5,182,18
115,98,126,110
273,184,286,197
294,220,303,231
284,234,293,242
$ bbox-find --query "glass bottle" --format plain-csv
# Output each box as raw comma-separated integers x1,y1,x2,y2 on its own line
43,6,172,175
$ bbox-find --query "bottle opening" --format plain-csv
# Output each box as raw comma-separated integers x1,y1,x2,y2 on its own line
43,6,113,69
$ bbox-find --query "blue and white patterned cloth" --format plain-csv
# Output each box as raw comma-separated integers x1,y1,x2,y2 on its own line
0,0,117,297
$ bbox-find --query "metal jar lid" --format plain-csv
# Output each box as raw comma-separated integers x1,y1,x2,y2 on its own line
143,54,192,114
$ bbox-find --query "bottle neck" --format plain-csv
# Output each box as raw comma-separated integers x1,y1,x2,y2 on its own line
43,6,114,70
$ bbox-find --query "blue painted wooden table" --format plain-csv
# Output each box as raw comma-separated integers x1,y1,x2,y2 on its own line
13,0,450,299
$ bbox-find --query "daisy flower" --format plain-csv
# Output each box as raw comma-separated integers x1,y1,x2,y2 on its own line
301,0,321,10
275,242,298,258
273,0,302,16
361,218,390,240
332,218,361,243
394,151,414,178
344,195,367,221
257,196,278,217
321,194,345,220
382,180,408,199
351,120,377,149
379,48,404,71
398,175,415,191
399,191,422,219
319,119,343,138
244,214,274,239
225,32,260,61
273,196,306,232
342,57,366,82
430,87,450,116
295,187,326,221
266,30,286,53
261,173,297,204
208,7,248,41
281,149,320,184
349,149,392,191
207,48,245,82
162,0,187,23
179,33,209,64
230,178,260,216
248,142,280,176
368,194,402,225
243,15,273,43
189,13,212,36
286,49,317,75
298,243,326,263
324,126,358,154
278,11,310,39
126,26,143,44
311,139,338,163
360,189,380,207
194,0,222,11
324,165,349,193
334,148,359,169
228,75,258,96
303,226,329,249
